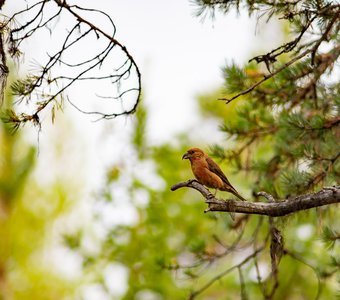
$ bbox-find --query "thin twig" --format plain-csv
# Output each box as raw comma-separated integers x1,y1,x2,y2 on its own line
189,247,265,299
285,249,323,300
238,266,248,300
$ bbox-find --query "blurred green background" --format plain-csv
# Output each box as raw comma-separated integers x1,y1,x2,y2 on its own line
1,1,339,299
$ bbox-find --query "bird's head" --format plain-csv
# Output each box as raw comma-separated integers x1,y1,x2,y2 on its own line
182,148,205,160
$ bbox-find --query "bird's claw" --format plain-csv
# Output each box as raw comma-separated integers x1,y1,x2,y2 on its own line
207,193,215,201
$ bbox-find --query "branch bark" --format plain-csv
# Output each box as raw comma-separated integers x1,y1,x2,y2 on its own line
171,180,340,217
0,31,9,106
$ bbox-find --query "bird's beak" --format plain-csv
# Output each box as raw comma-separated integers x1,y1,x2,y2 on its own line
182,152,190,160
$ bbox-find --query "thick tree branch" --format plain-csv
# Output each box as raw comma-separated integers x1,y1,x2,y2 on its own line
171,180,340,217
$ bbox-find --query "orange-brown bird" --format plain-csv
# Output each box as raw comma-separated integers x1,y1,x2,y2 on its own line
182,147,246,201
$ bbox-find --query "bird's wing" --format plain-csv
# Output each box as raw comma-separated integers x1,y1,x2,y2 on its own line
206,155,247,201
205,156,234,187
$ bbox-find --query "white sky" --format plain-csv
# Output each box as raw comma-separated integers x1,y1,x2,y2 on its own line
103,0,260,143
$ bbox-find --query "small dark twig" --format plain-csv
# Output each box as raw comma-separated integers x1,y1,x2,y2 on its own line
238,266,248,300
311,8,340,65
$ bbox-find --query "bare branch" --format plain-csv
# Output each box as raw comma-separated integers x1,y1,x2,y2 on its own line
171,181,340,217
3,0,142,129
52,0,142,118
311,8,340,65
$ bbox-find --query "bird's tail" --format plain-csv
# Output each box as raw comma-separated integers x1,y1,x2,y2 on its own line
231,190,247,201
223,185,247,201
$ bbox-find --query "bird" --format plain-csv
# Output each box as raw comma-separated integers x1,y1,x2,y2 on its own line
182,147,246,201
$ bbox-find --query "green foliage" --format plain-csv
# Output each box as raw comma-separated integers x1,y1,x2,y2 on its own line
322,226,340,250
223,63,247,94
0,93,78,299
198,87,246,123
132,104,148,159
11,75,38,99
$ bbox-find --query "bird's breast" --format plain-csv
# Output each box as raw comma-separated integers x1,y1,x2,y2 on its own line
191,162,223,189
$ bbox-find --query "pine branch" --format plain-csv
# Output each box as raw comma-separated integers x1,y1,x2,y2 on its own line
219,48,312,104
171,180,340,217
219,3,340,105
